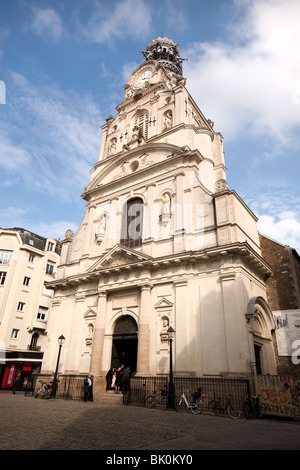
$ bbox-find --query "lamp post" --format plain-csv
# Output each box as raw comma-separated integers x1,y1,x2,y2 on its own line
167,326,175,409
52,334,65,398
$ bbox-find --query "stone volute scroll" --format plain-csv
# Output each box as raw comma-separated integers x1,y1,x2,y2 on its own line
95,213,107,244
160,316,170,343
160,193,171,226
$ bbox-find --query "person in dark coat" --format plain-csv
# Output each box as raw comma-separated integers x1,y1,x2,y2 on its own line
115,364,124,393
12,373,21,394
122,367,131,394
83,374,93,402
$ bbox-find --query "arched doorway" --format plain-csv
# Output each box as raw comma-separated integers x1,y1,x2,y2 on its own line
111,315,138,373
247,296,277,375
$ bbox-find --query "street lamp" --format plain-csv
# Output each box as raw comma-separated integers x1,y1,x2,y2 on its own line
52,334,65,398
167,326,175,409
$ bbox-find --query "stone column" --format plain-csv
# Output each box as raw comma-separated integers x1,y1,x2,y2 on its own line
136,283,152,375
90,290,107,394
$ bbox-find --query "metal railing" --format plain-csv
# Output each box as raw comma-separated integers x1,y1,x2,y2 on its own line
25,373,86,400
124,375,249,411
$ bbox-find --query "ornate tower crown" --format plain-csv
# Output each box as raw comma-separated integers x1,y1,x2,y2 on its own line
139,37,186,75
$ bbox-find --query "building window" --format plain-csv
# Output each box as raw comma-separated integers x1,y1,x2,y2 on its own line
23,276,30,286
28,253,35,262
0,271,7,285
30,333,39,350
0,250,13,264
120,197,144,247
28,239,34,246
47,241,54,251
17,302,25,311
11,329,19,339
135,112,149,140
46,261,55,275
37,306,48,321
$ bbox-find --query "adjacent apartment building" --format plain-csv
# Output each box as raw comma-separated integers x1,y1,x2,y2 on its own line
0,227,61,390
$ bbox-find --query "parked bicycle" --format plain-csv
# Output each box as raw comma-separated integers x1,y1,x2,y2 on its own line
243,394,262,419
208,394,242,419
145,388,167,409
175,387,205,415
34,380,53,399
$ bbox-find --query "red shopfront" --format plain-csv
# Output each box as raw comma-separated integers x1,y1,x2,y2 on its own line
1,362,41,389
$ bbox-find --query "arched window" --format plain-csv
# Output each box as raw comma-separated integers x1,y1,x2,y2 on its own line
30,333,39,351
120,197,143,247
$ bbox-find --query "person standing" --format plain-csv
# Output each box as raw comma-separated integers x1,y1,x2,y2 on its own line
115,364,124,393
105,367,114,391
122,367,131,394
83,374,93,402
111,371,117,392
12,373,21,394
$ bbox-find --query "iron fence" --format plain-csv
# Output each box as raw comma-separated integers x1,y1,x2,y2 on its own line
123,375,249,412
25,372,300,421
25,373,86,400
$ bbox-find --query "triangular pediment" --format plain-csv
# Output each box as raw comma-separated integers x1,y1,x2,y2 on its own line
155,298,174,309
88,244,152,272
83,308,97,319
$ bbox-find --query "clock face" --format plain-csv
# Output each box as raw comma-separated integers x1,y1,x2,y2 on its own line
136,70,152,88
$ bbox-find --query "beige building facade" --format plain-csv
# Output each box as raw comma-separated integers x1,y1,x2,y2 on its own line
0,227,61,389
43,38,277,393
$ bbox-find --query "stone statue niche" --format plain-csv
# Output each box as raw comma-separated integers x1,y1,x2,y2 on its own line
85,323,94,347
160,316,169,343
163,110,172,130
159,193,171,226
95,213,107,244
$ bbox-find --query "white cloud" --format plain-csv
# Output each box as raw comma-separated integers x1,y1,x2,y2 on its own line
0,135,32,170
0,206,78,241
258,212,300,253
27,7,63,40
82,0,152,43
2,71,103,202
29,220,79,241
245,189,300,253
0,207,27,228
183,0,300,144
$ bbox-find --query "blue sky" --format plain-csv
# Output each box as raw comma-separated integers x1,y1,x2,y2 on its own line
1,0,300,253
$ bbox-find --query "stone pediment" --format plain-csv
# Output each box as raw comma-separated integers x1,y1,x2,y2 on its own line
88,244,152,272
83,308,97,319
155,298,174,309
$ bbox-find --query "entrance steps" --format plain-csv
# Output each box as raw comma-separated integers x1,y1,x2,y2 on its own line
98,390,124,405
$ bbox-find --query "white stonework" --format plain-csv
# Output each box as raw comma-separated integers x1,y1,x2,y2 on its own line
42,38,277,390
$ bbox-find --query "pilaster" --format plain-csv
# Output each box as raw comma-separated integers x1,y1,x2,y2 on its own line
136,283,152,375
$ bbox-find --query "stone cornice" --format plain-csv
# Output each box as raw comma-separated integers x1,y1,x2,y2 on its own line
45,241,272,290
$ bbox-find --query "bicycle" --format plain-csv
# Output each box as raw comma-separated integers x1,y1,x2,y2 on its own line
208,394,242,419
243,394,262,419
175,388,205,415
34,380,53,399
145,389,167,409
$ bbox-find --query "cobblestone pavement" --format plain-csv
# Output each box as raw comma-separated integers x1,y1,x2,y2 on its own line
0,391,299,453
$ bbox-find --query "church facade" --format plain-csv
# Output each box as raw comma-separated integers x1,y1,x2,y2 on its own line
43,38,277,392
